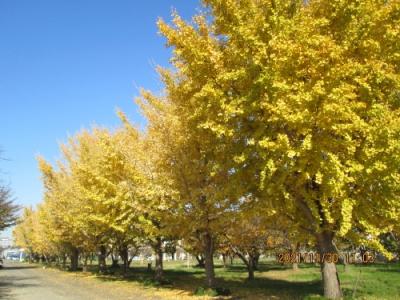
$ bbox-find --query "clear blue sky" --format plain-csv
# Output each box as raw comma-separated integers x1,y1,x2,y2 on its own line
0,1,199,237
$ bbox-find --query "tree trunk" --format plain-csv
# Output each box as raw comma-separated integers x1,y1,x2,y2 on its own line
248,257,255,280
111,253,119,268
252,253,260,271
222,254,227,268
70,247,79,271
235,251,255,280
154,237,164,282
203,232,216,288
338,252,348,273
292,262,299,271
195,254,205,268
316,231,342,299
62,254,66,269
98,245,107,272
119,245,130,275
83,255,88,272
292,242,300,271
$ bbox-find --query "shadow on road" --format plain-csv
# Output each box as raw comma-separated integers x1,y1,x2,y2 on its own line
2,265,39,271
0,263,39,300
0,277,38,300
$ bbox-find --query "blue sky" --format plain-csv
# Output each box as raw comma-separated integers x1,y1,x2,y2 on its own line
0,1,199,237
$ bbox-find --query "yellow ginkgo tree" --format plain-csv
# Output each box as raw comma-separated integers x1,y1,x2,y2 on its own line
37,156,86,270
136,85,234,288
117,113,179,281
156,0,400,298
60,128,143,273
13,207,36,262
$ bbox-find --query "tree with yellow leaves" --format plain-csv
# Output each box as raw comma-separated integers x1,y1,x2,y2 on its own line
121,119,180,282
13,207,35,261
37,155,89,270
137,83,237,288
17,120,179,280
55,128,143,273
156,1,400,298
223,208,291,280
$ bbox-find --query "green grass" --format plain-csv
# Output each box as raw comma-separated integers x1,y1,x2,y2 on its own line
40,259,400,299
287,263,400,299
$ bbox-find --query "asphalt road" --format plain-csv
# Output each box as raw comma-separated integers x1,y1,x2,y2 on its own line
0,261,157,300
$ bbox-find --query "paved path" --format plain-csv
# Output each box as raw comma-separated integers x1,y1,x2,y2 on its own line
0,261,157,300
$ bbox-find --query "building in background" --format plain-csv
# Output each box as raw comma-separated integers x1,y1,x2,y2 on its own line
0,237,13,249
